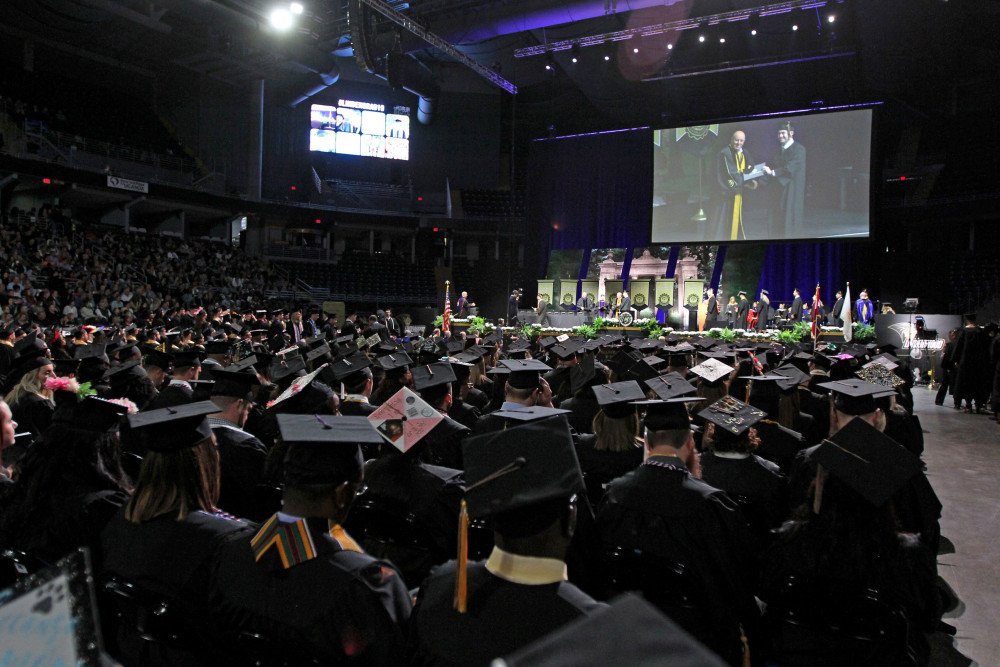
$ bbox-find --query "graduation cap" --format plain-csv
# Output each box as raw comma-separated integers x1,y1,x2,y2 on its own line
634,338,663,352
52,358,80,376
453,350,482,365
855,363,905,389
811,417,922,507
327,351,373,385
592,381,645,418
867,353,899,371
500,592,727,667
229,355,258,373
488,405,570,422
267,368,336,414
569,354,598,394
52,395,131,432
446,340,464,355
412,361,457,400
697,396,766,437
481,332,501,346
644,372,696,400
128,400,218,453
450,360,473,383
624,357,659,384
377,352,413,373
772,364,810,391
538,336,558,350
306,343,332,363
818,379,896,416
270,356,307,384
689,358,734,385
104,359,146,386
280,414,380,485
462,415,584,521
499,358,551,390
580,339,603,353
172,349,202,369
606,349,643,377
72,343,108,362
203,339,232,355
635,397,703,431
142,348,174,370
548,341,581,361
210,368,261,400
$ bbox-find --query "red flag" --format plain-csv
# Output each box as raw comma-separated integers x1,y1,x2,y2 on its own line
811,283,821,340
443,281,451,333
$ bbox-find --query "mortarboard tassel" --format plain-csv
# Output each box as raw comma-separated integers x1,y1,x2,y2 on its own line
454,498,470,613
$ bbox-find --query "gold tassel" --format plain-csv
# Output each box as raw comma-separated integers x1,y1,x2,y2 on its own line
454,498,469,613
740,625,750,667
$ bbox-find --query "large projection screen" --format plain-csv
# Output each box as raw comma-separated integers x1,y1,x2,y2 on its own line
651,108,872,244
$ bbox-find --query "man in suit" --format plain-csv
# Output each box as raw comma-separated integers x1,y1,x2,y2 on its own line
535,294,550,327
830,290,844,326
384,308,402,338
705,287,719,329
763,121,807,238
789,288,804,322
508,291,520,325
715,130,758,241
756,289,771,332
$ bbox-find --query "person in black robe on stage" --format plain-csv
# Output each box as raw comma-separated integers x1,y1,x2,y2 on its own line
101,402,250,666
507,291,521,326
209,415,412,665
762,121,807,238
704,288,720,330
830,289,845,327
755,290,772,332
736,291,750,330
595,399,761,666
406,416,604,666
952,312,992,413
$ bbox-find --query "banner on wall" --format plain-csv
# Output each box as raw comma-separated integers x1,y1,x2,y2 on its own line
682,280,704,311
629,279,651,314
580,280,599,305
604,279,624,307
556,280,577,308
536,280,555,307
653,280,675,311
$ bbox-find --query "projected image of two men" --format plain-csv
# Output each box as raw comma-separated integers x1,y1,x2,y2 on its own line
650,108,872,244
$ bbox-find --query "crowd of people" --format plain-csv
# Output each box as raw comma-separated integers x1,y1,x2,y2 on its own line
0,254,964,664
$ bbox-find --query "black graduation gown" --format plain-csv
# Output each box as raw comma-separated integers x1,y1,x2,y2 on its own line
543,365,573,403
736,299,750,330
101,508,249,665
699,452,789,543
211,421,271,521
339,399,378,417
358,456,465,585
764,140,807,237
417,414,470,471
465,386,490,412
753,420,807,475
573,434,644,506
10,393,53,439
789,296,804,321
595,456,760,664
210,516,412,665
953,325,992,404
760,524,941,666
406,560,603,667
448,399,481,430
559,395,600,435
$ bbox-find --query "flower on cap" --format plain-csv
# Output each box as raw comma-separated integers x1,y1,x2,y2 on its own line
44,376,97,402
106,397,139,414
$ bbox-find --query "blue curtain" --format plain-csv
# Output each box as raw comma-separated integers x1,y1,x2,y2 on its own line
756,242,863,304
526,129,652,279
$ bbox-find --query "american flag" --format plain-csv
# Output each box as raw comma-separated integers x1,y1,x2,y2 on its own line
811,283,821,340
443,281,451,333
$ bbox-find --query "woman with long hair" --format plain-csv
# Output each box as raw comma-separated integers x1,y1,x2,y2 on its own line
100,401,248,666
5,356,55,441
0,382,132,565
574,380,646,506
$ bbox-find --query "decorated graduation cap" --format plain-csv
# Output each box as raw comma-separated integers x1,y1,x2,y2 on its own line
499,358,551,390
818,379,896,416
455,416,585,611
499,593,728,667
128,400,218,452
812,416,922,507
412,361,457,401
635,397,703,431
644,372,696,400
210,368,261,400
855,362,905,389
279,414,381,485
697,395,766,437
592,380,645,418
267,367,336,414
689,357,734,385
52,394,133,432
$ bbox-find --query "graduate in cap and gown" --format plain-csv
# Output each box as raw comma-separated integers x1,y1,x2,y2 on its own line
209,415,412,665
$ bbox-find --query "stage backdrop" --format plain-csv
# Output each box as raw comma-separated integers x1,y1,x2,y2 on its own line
605,280,624,307
581,280,599,304
654,279,676,310
537,280,555,306
630,280,651,314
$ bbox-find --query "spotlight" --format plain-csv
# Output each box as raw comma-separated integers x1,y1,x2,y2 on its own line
604,54,610,61
827,14,836,23
270,7,293,29
667,43,673,50
571,44,580,63
698,34,705,42
289,2,304,14
749,13,760,35
719,37,725,43
792,23,798,31
633,47,639,53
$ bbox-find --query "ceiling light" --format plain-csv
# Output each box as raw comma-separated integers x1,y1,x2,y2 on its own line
827,14,836,23
698,35,705,42
719,37,726,43
604,54,610,61
792,23,799,31
270,7,294,30
289,2,304,14
667,43,673,50
571,44,580,63
633,47,639,53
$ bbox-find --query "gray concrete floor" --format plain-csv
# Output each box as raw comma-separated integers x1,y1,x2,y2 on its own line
916,386,1000,667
